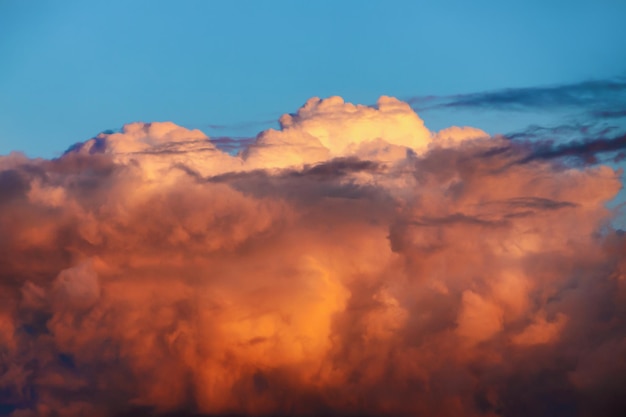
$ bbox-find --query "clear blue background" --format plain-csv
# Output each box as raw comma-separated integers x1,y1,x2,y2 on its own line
1,0,626,157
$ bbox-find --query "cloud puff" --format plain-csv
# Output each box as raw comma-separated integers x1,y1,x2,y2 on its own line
1,97,625,417
72,96,487,174
70,121,243,178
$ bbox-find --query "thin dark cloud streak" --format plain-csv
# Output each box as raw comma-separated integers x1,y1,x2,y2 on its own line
209,136,256,154
505,123,596,141
478,133,626,167
203,119,277,131
518,133,626,165
590,109,626,119
502,122,624,147
408,78,626,152
407,77,626,114
481,197,578,211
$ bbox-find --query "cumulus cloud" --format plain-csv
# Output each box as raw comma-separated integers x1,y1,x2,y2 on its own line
1,96,625,417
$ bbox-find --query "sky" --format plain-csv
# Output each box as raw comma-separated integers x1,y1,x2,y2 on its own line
1,0,626,157
2,2,626,417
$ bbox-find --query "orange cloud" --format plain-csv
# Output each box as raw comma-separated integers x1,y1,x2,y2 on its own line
0,97,625,417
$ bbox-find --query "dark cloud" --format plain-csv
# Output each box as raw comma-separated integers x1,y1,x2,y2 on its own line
408,78,626,113
503,123,611,141
209,136,256,154
204,119,277,131
0,169,30,204
287,157,382,180
517,133,626,164
590,109,626,119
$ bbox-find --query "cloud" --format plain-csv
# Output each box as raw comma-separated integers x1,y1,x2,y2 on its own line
591,109,626,120
408,77,626,151
518,132,626,164
482,132,626,165
1,97,626,417
208,136,256,154
408,77,626,113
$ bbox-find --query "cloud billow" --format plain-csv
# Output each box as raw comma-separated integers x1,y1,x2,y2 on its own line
0,96,625,417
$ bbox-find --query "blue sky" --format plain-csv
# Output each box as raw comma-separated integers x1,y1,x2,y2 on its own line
1,0,626,157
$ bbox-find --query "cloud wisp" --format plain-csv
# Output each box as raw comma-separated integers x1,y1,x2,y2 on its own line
1,96,626,417
476,132,626,166
408,77,626,152
408,77,626,113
